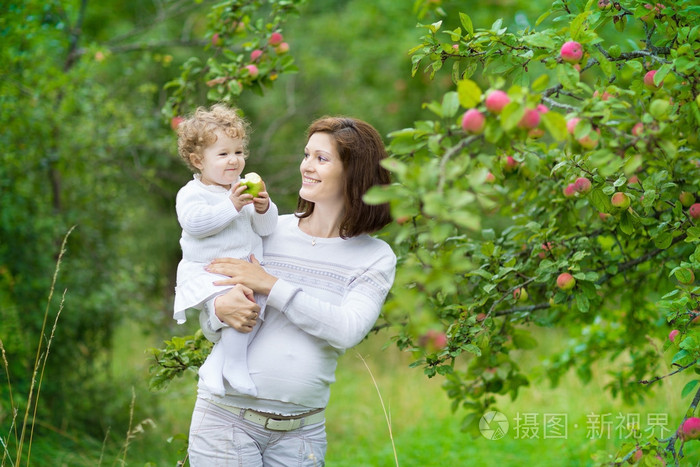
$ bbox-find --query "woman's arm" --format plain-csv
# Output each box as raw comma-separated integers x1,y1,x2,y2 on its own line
207,250,396,350
208,255,277,295
268,252,396,349
210,284,261,332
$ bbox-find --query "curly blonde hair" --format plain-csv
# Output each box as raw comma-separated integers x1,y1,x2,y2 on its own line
177,103,251,172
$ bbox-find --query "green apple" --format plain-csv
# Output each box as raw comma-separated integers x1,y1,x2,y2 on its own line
241,172,264,197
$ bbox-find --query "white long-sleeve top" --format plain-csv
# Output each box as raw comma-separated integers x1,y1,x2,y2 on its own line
198,214,396,414
173,175,278,323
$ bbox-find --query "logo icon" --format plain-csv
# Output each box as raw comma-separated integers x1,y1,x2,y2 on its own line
479,411,509,440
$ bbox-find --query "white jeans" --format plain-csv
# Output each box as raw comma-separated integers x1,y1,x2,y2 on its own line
188,398,327,467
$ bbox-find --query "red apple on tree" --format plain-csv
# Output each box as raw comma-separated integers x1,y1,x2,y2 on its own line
644,70,663,90
268,32,284,46
518,108,541,129
485,90,510,113
275,42,290,54
574,177,592,194
680,417,700,441
419,329,448,352
461,109,486,134
250,49,263,61
502,155,518,173
577,128,600,149
689,203,700,219
560,41,583,63
244,64,259,79
513,287,528,302
680,192,695,207
170,116,184,131
611,192,630,209
556,272,576,290
669,329,680,343
632,122,644,136
563,183,576,198
566,117,581,135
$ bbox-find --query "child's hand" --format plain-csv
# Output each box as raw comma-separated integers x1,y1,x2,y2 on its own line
229,182,253,212
251,182,271,214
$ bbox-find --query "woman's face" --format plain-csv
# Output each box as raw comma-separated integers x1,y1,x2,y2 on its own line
299,132,345,207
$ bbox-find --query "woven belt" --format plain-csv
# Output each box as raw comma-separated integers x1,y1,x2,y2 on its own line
241,408,325,431
211,401,325,432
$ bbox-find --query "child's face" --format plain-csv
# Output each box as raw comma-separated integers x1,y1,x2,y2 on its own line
193,131,246,188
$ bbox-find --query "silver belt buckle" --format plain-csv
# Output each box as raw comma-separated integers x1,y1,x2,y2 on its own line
265,417,301,431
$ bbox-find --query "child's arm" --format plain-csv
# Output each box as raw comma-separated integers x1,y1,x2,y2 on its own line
248,179,277,237
251,198,278,237
176,186,241,238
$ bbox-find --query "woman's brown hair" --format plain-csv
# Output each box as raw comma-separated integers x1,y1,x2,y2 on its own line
296,116,392,237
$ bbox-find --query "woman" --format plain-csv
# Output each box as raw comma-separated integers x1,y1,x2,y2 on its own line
187,116,397,466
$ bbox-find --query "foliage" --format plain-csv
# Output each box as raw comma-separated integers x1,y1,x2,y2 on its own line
162,0,307,120
147,330,212,391
0,0,207,444
364,0,699,463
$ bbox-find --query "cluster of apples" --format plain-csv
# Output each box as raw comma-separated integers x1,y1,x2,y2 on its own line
460,90,548,138
562,176,592,198
242,32,290,79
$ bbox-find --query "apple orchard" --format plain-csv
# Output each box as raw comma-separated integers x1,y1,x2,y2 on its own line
156,0,700,464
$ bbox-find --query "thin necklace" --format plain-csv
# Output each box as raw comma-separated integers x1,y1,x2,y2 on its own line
312,238,316,246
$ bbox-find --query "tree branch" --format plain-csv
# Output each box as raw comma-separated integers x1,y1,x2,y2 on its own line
638,358,698,385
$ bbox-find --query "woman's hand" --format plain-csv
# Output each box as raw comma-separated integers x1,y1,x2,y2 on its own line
207,254,277,295
214,284,261,333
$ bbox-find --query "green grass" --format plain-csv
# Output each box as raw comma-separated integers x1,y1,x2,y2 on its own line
18,323,700,466
325,329,700,467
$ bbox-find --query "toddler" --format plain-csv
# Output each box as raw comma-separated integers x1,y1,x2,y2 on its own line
173,103,277,396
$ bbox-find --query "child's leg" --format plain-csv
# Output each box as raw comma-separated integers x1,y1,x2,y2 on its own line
221,327,257,396
197,341,226,396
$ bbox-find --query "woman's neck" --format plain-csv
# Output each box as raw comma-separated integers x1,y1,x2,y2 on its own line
299,207,343,238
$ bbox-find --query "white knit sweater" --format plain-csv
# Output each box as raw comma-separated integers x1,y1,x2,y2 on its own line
173,175,278,323
199,214,396,414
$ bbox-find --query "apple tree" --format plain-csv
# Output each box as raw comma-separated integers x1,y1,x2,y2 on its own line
364,0,699,463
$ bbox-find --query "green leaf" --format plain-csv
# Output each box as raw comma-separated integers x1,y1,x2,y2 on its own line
512,330,538,349
589,188,612,212
653,231,673,249
535,10,552,26
463,343,482,356
570,11,592,41
541,111,568,141
655,63,672,86
531,74,550,92
459,13,473,36
501,102,524,131
619,211,634,235
457,79,482,108
441,91,460,118
672,349,691,365
575,293,590,312
523,32,555,50
675,268,694,284
682,380,700,398
556,63,580,90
